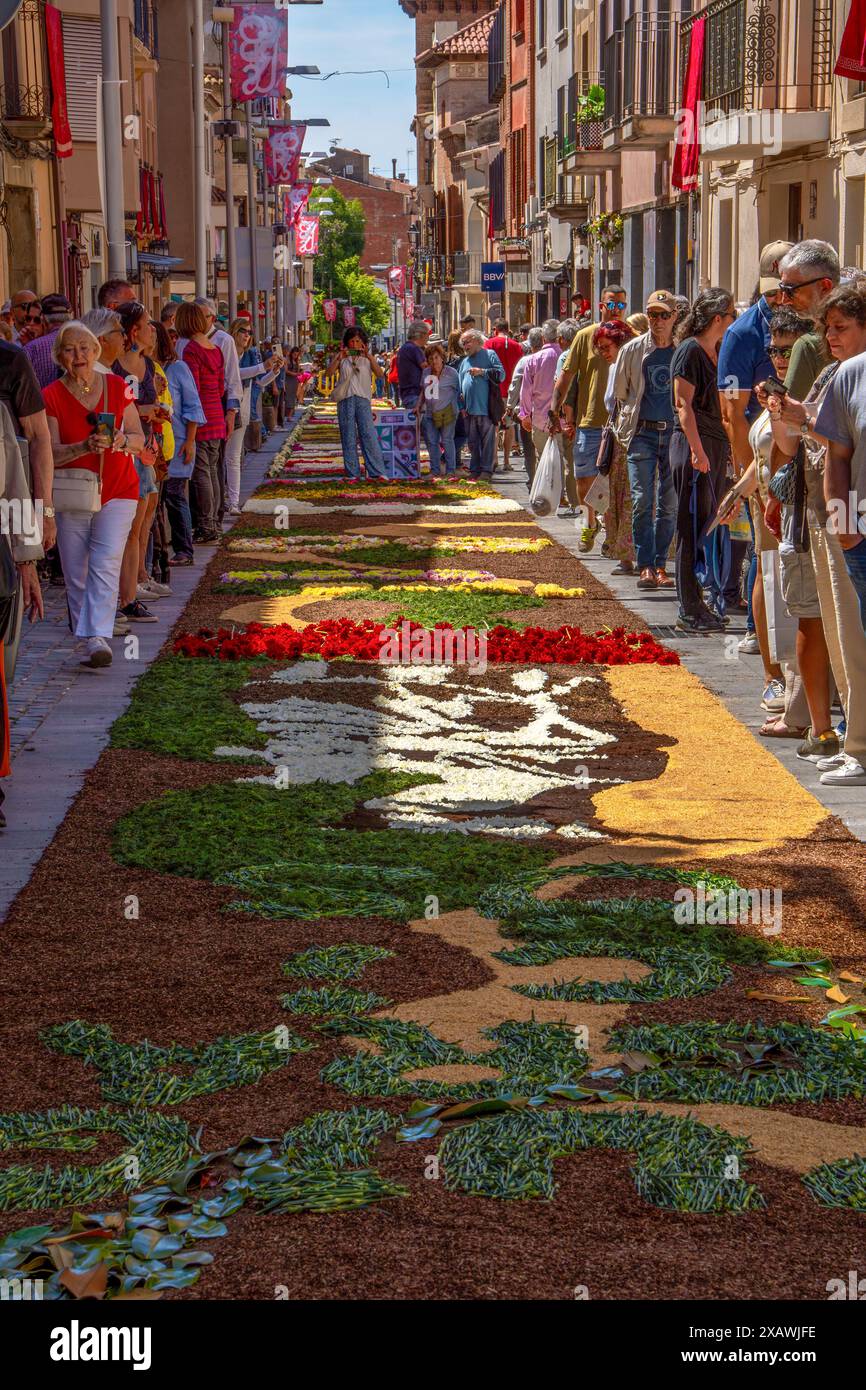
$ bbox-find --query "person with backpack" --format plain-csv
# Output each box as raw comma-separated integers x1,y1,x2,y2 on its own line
457,329,505,480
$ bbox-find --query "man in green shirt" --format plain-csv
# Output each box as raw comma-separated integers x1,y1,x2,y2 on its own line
549,284,628,550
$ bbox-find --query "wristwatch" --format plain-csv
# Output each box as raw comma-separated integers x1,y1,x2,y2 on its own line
42,505,55,519
800,416,814,436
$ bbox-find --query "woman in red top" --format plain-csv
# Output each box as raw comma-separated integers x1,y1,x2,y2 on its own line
175,302,226,542
44,322,145,669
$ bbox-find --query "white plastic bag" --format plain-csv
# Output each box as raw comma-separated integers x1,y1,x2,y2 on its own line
761,549,798,664
528,437,562,516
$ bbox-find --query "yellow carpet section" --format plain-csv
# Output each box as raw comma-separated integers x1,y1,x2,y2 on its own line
594,664,828,858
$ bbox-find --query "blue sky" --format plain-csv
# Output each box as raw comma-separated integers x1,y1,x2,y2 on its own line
286,0,417,180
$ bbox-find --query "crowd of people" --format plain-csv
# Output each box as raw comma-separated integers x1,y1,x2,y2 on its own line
0,278,305,828
369,237,866,791
4,235,866,835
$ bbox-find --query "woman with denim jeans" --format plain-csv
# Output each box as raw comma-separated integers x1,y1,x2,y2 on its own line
329,326,388,480
156,325,206,566
416,343,459,476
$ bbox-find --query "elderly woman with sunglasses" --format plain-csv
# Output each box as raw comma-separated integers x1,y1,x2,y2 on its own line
42,322,144,668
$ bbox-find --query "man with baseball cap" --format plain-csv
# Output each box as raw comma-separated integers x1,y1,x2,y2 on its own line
611,290,678,587
24,293,72,389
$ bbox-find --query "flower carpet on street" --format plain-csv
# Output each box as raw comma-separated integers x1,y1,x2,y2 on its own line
3,405,866,1302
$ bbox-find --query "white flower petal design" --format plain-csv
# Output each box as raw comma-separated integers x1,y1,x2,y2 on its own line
220,666,616,840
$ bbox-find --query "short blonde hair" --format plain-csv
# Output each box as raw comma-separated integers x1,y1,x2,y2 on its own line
52,320,101,365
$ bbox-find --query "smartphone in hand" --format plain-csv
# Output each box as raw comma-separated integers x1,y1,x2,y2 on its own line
94,412,115,444
765,374,788,397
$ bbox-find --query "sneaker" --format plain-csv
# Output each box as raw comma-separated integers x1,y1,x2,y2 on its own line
227,505,243,516
820,754,866,786
80,636,112,669
136,583,162,601
675,611,724,633
816,751,848,772
122,601,158,624
578,521,600,553
654,569,674,588
611,561,634,575
760,679,786,712
557,505,577,517
145,579,172,597
796,729,841,763
113,615,129,637
636,568,658,590
738,633,760,655
169,554,194,567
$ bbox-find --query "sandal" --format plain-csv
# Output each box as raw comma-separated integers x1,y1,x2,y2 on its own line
759,716,808,738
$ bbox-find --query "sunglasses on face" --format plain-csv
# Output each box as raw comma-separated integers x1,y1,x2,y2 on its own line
603,300,626,311
24,309,42,321
778,276,825,296
769,345,793,359
647,310,672,320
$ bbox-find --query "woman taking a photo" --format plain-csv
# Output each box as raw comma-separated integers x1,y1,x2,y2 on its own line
175,301,226,542
329,326,388,480
113,301,170,607
43,322,144,668
416,342,460,476
670,288,738,633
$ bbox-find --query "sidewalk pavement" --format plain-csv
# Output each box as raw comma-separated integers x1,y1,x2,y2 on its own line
0,429,288,921
492,459,866,844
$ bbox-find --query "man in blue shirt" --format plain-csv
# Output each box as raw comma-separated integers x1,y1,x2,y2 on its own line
457,329,505,479
717,240,792,476
397,322,430,408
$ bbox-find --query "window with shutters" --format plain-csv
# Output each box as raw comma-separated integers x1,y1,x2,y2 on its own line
61,15,101,141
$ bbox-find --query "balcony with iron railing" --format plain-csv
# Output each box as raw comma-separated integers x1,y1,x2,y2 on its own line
134,0,159,59
603,15,682,146
559,72,606,158
0,0,52,137
679,0,833,157
545,174,590,222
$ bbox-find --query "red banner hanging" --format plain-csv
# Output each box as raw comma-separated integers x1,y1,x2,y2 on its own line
228,4,288,103
296,214,320,256
404,292,415,322
322,299,337,323
672,18,705,193
158,175,168,239
264,124,307,188
285,181,312,227
343,306,356,327
387,266,406,299
835,0,866,78
45,3,73,159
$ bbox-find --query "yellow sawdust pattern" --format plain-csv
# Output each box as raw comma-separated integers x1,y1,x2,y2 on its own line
595,665,828,859
219,586,360,630
611,1102,866,1174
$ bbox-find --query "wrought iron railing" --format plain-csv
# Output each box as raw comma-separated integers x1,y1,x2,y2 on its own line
680,0,832,115
487,2,505,104
602,33,623,131
623,12,680,119
560,72,606,157
134,0,159,60
542,136,557,207
0,0,51,125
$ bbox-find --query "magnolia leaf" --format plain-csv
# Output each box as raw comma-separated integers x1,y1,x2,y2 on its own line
825,985,851,1004
144,1265,201,1291
793,976,832,988
195,1190,246,1219
183,1217,228,1240
838,971,864,984
59,1263,108,1300
171,1250,214,1268
113,1288,164,1300
397,1117,442,1142
745,991,811,1003
0,1224,54,1253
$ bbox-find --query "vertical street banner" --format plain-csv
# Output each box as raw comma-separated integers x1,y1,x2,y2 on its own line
296,215,320,256
404,292,415,321
285,182,312,226
343,306,356,327
264,125,307,187
45,3,72,159
229,4,288,102
322,299,337,323
387,266,406,299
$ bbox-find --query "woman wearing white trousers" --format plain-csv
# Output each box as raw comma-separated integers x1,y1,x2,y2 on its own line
224,319,274,514
43,323,145,669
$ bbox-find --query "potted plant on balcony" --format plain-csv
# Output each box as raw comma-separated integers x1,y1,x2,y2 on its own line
584,211,624,252
576,85,606,151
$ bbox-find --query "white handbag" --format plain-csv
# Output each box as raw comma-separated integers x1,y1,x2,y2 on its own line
53,379,108,514
584,472,611,513
761,549,798,664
